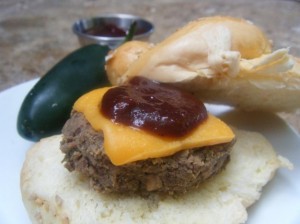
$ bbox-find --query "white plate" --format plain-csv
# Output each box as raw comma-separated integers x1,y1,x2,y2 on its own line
0,79,299,224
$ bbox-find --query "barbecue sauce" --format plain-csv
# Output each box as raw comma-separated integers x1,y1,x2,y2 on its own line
85,24,126,37
101,77,208,137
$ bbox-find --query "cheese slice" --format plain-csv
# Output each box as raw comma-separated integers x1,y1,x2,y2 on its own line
74,88,235,165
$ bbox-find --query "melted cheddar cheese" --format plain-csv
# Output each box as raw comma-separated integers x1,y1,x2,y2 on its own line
74,88,235,165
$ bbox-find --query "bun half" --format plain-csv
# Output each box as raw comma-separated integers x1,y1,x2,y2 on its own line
20,130,291,224
106,16,300,111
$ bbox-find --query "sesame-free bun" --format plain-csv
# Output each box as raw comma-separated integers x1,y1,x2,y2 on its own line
106,16,300,111
20,129,290,224
197,16,272,59
105,41,153,86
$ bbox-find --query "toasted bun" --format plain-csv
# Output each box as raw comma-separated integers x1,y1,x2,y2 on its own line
198,16,272,59
105,40,153,85
20,130,291,224
106,16,300,111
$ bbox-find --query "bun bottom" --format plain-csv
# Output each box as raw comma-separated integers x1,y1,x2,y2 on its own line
20,129,290,224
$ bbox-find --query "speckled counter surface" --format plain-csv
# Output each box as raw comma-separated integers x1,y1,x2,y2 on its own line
0,0,300,132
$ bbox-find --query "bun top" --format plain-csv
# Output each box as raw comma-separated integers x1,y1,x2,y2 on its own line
105,41,153,86
190,16,272,59
157,16,272,60
106,16,275,85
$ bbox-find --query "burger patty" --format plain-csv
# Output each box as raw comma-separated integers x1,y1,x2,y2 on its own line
60,111,234,195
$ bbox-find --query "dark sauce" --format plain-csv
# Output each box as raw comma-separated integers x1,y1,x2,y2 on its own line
101,77,208,137
84,23,146,37
85,24,126,37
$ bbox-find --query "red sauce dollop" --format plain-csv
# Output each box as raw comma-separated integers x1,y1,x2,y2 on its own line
101,77,208,137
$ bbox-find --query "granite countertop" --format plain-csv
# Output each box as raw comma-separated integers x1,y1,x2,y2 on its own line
0,0,300,132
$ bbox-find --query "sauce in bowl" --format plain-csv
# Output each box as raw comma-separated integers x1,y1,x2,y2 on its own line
85,24,126,37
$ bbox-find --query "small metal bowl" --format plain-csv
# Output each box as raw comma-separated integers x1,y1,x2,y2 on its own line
72,14,154,49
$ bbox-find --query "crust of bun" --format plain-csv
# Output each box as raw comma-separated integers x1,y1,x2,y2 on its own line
20,130,291,224
162,16,272,59
105,41,153,86
105,16,300,111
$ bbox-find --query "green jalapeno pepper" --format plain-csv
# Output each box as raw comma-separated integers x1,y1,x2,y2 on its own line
17,44,110,141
